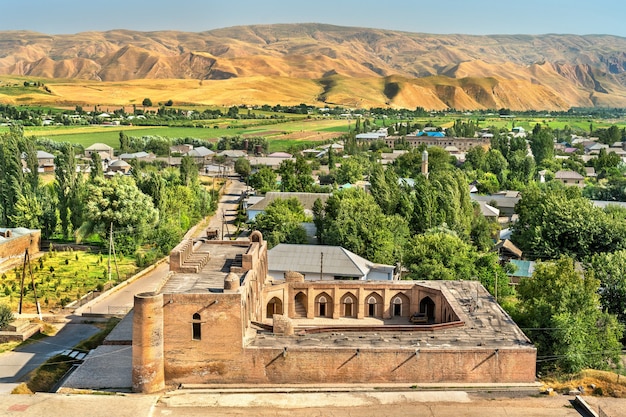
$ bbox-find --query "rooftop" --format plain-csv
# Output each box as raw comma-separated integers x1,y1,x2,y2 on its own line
160,242,249,293
250,280,533,351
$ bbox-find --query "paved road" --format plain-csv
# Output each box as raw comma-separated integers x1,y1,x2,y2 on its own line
0,322,100,393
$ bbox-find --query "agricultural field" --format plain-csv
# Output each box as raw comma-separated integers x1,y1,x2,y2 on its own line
1,117,351,152
0,248,137,313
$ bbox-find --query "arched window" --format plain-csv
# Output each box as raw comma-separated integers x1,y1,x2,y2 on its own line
192,313,201,341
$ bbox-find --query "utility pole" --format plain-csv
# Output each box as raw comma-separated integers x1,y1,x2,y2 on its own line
108,222,112,281
18,249,42,320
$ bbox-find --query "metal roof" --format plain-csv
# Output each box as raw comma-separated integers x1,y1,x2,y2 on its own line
268,244,393,278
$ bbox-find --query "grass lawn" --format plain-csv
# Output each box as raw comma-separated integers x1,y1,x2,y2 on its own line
0,249,137,313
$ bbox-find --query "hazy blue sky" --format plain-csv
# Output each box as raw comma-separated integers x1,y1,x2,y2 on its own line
2,0,625,37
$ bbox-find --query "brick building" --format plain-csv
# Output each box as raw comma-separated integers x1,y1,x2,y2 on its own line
132,232,536,393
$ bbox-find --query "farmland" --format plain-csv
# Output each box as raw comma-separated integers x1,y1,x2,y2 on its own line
0,248,137,313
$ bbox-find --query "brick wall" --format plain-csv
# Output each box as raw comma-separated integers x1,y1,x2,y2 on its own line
0,230,40,260
163,345,536,385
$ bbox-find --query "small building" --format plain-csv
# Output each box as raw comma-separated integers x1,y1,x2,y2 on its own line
554,170,585,188
268,243,396,281
507,259,536,285
85,143,114,160
33,150,55,172
107,159,131,174
186,146,215,164
118,151,155,162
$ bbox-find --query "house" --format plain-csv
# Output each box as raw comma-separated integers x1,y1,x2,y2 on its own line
246,192,331,221
84,143,114,160
36,150,55,172
476,201,500,221
118,151,155,162
554,170,585,188
170,144,194,155
248,156,294,169
494,239,523,261
268,243,396,281
507,259,536,285
185,146,215,164
107,159,131,174
470,191,520,218
217,150,248,159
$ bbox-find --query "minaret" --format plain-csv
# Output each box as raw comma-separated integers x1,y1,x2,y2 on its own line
421,150,429,179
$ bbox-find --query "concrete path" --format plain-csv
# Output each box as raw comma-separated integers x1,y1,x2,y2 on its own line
3,391,625,417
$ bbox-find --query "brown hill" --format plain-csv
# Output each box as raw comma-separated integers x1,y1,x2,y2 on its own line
1,24,626,110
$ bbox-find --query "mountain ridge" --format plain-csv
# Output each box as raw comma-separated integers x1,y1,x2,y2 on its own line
2,23,626,110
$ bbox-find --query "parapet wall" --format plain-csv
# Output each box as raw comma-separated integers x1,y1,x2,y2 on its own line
164,345,536,386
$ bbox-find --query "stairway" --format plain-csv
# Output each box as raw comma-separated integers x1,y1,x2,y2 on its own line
294,298,307,318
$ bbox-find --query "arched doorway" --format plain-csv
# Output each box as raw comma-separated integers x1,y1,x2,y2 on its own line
315,292,333,317
391,293,410,317
294,292,307,318
341,292,357,317
419,296,436,322
266,297,283,318
365,293,383,318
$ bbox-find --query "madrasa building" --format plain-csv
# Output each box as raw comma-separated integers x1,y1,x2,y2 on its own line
132,231,536,393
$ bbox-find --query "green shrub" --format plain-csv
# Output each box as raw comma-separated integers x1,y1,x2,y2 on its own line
0,303,14,329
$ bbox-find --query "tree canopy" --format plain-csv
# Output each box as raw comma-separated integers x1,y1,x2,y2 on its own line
514,256,623,374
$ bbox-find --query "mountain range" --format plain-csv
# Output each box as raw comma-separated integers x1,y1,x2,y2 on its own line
1,23,626,110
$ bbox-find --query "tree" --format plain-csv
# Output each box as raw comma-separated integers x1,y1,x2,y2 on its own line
249,166,277,193
529,125,554,166
335,157,364,184
319,188,409,265
252,198,308,248
515,256,623,373
119,131,130,152
78,176,158,253
234,157,251,179
587,250,626,325
180,155,198,187
90,152,103,179
55,143,82,239
9,192,43,229
0,129,25,226
512,185,626,260
142,98,152,107
403,229,477,280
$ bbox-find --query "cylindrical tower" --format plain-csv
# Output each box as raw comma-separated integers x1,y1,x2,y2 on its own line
132,292,165,393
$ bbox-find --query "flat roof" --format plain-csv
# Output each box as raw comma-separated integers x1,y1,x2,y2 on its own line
160,242,249,293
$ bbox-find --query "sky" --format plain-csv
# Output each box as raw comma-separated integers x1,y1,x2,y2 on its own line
1,0,626,37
